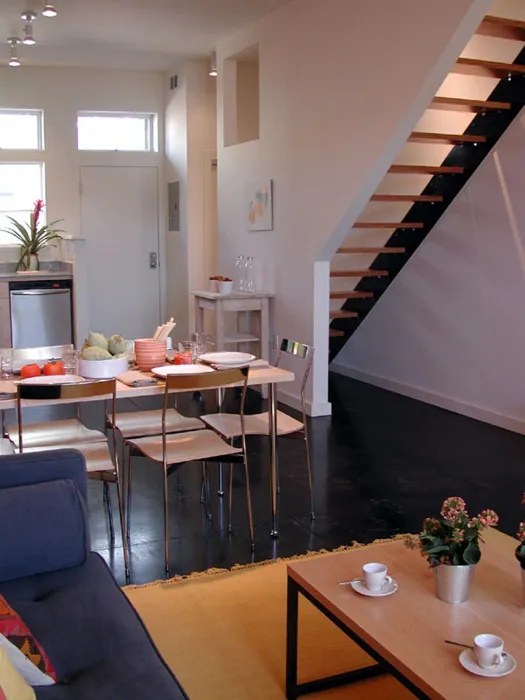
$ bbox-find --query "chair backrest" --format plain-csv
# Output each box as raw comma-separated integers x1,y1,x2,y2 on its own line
16,379,116,453
275,338,313,398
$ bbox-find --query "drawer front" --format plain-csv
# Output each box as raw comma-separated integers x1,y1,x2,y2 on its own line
222,299,262,312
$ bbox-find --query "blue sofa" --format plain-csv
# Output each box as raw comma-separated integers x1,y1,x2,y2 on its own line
0,449,187,699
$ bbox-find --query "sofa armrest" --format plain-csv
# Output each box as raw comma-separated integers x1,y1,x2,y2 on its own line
0,450,90,582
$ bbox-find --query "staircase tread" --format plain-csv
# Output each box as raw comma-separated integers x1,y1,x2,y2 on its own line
330,310,359,319
477,15,525,40
330,269,389,277
389,164,464,174
410,131,487,143
337,247,406,254
371,194,444,202
329,329,345,337
432,96,511,111
353,222,424,229
330,291,374,299
455,57,525,76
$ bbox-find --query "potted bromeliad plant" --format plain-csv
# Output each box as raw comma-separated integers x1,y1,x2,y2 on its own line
405,497,499,603
514,495,525,604
1,199,64,271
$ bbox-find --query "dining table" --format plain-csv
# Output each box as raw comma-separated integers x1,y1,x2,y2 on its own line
0,363,295,539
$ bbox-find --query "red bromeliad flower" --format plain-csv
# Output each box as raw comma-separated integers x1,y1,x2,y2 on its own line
517,522,525,543
32,199,44,235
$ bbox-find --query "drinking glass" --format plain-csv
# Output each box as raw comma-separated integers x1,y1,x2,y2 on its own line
62,348,78,375
0,350,13,379
178,341,196,364
190,333,214,358
235,256,246,291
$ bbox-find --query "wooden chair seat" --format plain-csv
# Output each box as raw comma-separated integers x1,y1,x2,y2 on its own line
201,411,304,439
23,440,115,474
129,429,242,465
112,409,204,439
7,418,106,451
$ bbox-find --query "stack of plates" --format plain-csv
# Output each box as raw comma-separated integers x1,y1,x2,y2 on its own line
199,352,256,369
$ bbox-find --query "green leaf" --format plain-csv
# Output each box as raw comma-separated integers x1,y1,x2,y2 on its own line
463,540,481,565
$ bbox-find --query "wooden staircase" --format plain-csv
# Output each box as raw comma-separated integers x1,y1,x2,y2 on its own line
329,13,525,358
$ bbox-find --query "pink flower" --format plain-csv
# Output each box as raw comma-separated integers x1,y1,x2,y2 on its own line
451,529,465,544
517,523,525,542
441,497,467,522
477,509,499,528
32,199,44,236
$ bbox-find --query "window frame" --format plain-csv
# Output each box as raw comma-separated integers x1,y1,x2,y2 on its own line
0,161,46,246
0,109,44,151
76,111,157,152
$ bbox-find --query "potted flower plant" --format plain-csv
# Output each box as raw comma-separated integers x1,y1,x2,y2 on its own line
405,497,499,603
1,200,64,271
514,495,525,604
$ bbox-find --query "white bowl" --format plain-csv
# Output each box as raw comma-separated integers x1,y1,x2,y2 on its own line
78,356,129,379
209,279,219,292
218,280,234,294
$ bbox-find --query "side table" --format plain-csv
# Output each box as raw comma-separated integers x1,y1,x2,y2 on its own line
192,291,274,360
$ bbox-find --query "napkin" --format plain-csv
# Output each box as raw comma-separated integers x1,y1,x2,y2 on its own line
117,370,158,387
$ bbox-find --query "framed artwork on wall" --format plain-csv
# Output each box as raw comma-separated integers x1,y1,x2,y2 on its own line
246,180,273,231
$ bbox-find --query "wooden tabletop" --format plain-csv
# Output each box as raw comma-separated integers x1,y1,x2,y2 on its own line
288,532,525,699
193,290,274,300
0,365,294,409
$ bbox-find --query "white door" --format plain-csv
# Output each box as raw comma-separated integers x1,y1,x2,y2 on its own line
80,166,160,340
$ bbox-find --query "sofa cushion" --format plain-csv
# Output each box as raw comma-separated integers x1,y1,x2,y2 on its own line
0,480,89,583
0,554,187,700
0,646,36,700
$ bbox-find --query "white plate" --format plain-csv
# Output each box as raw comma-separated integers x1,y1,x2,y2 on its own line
199,352,256,365
152,364,215,377
350,577,398,597
459,649,516,678
20,375,86,385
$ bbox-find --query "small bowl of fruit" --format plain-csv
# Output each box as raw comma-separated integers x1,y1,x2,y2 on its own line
210,276,234,294
78,332,130,379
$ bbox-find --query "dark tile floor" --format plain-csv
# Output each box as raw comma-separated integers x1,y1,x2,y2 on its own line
65,374,525,586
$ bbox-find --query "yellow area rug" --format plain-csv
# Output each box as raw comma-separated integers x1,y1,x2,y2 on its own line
125,539,413,699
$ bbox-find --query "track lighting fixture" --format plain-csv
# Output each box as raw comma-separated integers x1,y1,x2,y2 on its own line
21,11,37,45
7,37,21,66
209,51,217,77
42,4,57,17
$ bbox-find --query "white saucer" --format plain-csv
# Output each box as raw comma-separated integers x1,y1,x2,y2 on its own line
459,649,516,678
199,352,256,365
350,578,398,597
152,364,214,377
20,375,85,385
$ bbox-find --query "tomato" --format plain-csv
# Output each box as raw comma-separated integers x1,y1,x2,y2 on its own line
43,360,65,376
20,364,41,379
174,352,193,365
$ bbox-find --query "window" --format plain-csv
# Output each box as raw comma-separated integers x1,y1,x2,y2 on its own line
77,112,157,151
0,163,44,245
0,110,43,150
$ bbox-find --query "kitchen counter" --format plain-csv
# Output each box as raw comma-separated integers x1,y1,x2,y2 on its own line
0,262,73,281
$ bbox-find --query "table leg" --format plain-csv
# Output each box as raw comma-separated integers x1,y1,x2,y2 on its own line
217,387,224,497
286,577,299,700
214,299,224,352
268,382,278,537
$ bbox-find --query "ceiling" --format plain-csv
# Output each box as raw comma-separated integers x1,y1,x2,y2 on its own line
0,0,292,70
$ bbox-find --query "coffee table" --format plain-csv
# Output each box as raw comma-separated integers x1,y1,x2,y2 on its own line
286,537,525,699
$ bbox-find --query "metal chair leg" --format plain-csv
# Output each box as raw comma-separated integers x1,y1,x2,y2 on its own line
176,470,183,493
163,464,170,578
104,481,115,542
126,450,133,543
218,463,224,497
115,474,130,582
243,457,255,550
304,428,315,520
201,462,212,520
228,463,234,533
200,474,205,504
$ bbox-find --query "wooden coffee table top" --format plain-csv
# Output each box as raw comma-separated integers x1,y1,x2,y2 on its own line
287,532,525,699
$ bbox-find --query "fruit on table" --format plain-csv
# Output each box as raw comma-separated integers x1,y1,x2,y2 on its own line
43,360,65,376
210,276,232,282
21,364,41,379
87,331,109,351
108,334,127,355
82,346,112,361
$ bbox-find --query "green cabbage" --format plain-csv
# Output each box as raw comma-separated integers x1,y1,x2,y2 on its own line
108,334,127,355
87,331,108,351
82,346,112,361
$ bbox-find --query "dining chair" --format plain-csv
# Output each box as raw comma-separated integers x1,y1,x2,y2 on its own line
200,338,315,519
125,367,252,577
16,379,130,581
6,344,107,450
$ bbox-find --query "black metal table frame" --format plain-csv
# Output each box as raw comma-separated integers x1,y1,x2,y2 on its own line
286,575,431,699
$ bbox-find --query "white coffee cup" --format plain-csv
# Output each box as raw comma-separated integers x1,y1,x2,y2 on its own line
473,634,504,669
362,562,391,592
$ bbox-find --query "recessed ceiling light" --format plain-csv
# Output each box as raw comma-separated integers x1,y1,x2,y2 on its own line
42,4,57,18
21,11,37,45
209,51,218,77
7,37,21,67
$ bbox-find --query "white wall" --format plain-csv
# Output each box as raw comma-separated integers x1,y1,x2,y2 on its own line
215,0,493,415
332,108,525,435
164,60,217,340
0,66,165,344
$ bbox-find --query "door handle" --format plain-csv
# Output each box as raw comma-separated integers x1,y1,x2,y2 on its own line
149,252,158,269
